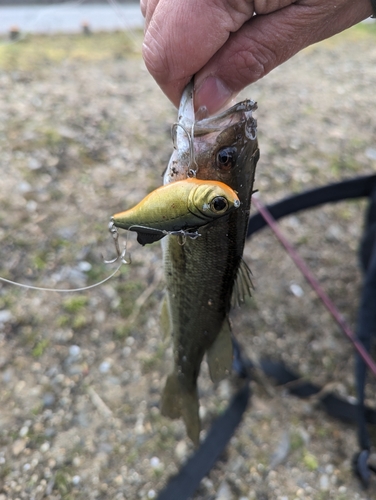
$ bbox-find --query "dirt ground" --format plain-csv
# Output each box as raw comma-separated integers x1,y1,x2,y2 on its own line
0,20,376,500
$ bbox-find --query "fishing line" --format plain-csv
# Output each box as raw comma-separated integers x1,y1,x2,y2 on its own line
189,122,198,177
127,223,200,240
0,225,130,293
0,257,124,293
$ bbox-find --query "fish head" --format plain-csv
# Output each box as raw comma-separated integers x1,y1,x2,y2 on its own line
164,83,259,207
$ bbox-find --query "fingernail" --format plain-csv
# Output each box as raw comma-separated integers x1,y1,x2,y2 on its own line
194,76,233,115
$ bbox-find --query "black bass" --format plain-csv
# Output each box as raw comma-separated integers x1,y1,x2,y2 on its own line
111,179,240,246
161,82,259,444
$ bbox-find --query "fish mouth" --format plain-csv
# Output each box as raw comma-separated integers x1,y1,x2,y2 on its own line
177,81,257,138
165,81,257,183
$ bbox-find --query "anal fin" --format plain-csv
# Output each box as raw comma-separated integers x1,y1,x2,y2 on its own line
207,318,233,383
231,257,254,307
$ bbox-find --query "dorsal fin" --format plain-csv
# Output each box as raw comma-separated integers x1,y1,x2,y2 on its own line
231,258,254,307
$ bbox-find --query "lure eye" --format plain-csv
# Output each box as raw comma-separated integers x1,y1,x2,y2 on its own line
216,147,237,170
211,196,229,214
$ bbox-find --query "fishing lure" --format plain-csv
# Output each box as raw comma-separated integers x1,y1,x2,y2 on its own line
111,178,241,246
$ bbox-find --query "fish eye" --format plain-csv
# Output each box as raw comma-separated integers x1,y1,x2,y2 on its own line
211,196,228,214
216,147,237,170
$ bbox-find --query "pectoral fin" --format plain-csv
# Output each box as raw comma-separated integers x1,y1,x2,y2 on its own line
207,318,233,383
232,257,254,307
161,373,200,445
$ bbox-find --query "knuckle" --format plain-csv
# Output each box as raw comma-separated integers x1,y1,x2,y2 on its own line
142,31,169,80
229,38,277,85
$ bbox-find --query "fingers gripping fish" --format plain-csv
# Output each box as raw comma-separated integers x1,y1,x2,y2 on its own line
161,82,259,444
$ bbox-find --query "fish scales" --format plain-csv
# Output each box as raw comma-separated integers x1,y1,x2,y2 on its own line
161,83,259,444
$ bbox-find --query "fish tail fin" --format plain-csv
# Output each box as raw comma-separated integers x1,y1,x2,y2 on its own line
161,373,200,445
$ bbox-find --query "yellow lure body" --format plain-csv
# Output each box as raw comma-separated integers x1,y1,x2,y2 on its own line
111,178,240,244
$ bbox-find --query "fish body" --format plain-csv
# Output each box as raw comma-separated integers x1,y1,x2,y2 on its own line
112,179,240,246
161,83,259,443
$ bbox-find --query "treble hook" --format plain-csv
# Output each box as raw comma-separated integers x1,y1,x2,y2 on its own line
104,221,130,265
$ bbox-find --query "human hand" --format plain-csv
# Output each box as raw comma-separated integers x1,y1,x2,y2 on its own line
141,0,373,115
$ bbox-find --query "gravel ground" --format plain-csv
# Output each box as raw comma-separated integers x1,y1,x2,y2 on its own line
0,22,376,500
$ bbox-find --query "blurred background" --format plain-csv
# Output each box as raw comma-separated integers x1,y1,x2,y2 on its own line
0,0,143,35
0,2,375,499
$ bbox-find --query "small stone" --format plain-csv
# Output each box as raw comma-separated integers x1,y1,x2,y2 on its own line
175,440,188,461
77,261,92,272
40,442,50,453
0,310,12,323
150,456,160,469
217,481,233,500
69,345,81,357
43,393,55,407
28,157,42,170
95,310,106,323
19,426,29,438
320,474,329,491
72,475,81,485
26,200,38,212
289,282,304,297
365,147,376,161
99,361,111,373
122,347,131,357
147,491,156,499
12,439,26,456
113,475,123,486
325,464,334,474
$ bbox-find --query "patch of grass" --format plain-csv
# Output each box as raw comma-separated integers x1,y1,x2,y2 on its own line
114,324,132,339
302,451,319,471
309,22,376,52
56,314,70,328
54,468,73,497
32,338,49,357
0,464,11,480
32,252,48,271
290,431,305,451
352,21,376,38
329,154,361,176
0,31,142,72
72,314,87,329
63,296,88,313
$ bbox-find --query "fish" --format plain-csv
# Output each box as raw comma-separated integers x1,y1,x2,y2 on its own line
160,82,259,444
111,178,241,246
